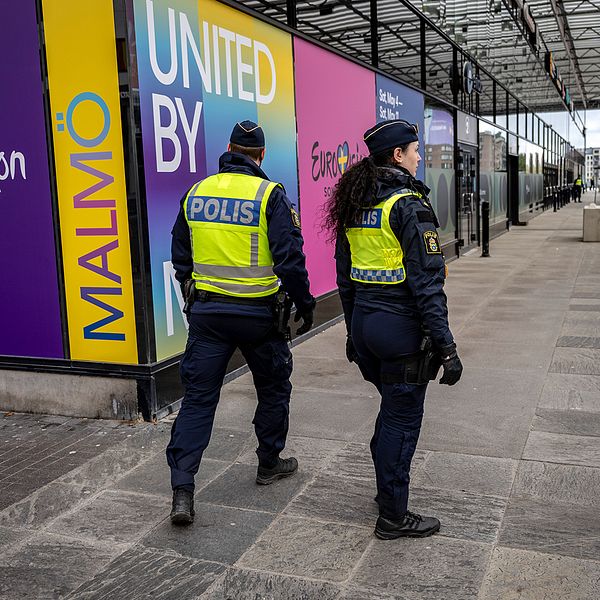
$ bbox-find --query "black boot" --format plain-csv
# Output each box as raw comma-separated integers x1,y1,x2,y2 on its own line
375,510,440,540
170,488,195,525
256,457,298,485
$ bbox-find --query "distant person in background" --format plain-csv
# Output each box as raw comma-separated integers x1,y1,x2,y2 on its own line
325,119,463,540
590,178,594,191
574,177,583,202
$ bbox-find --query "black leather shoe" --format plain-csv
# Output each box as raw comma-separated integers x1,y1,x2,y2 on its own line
256,457,298,485
375,511,440,539
170,488,195,525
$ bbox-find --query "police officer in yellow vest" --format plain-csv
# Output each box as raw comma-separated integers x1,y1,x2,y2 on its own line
324,119,463,539
574,176,583,202
167,121,315,524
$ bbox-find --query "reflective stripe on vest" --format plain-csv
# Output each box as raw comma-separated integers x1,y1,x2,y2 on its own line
345,189,422,285
183,173,280,297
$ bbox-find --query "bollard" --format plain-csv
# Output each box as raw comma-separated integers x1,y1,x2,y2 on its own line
481,199,490,257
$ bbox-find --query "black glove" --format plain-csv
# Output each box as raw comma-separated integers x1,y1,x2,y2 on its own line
438,343,463,386
294,305,315,335
346,335,359,363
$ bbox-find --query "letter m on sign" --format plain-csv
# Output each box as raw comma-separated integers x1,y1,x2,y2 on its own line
81,287,126,341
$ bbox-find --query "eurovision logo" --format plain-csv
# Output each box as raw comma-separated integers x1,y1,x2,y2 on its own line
311,140,364,182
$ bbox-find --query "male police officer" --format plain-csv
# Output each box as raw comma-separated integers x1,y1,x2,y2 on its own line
574,176,583,202
167,120,315,524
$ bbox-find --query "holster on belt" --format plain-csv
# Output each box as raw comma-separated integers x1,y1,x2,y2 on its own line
182,279,196,315
381,335,442,385
273,290,292,341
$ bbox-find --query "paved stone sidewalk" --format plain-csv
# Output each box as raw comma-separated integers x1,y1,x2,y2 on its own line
1,198,600,599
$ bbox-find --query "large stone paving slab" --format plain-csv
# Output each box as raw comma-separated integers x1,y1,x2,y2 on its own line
419,368,544,459
456,341,553,373
290,356,375,397
47,489,166,545
522,430,600,468
411,451,516,497
349,536,492,599
285,474,378,527
235,435,346,472
113,456,229,498
141,503,274,564
550,347,600,376
479,546,600,600
0,532,118,600
537,372,600,411
238,516,372,582
70,546,225,600
197,463,310,512
531,407,600,437
0,482,93,529
498,496,600,560
206,567,342,600
409,487,506,543
287,388,379,441
512,460,600,508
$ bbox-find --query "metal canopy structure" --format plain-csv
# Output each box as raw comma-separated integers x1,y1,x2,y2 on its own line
232,0,600,117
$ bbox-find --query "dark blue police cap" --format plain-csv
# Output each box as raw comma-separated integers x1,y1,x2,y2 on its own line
363,119,419,156
230,120,265,148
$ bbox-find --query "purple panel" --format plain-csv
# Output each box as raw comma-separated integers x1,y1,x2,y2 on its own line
0,3,63,358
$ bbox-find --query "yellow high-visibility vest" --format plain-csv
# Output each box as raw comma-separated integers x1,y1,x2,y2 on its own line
575,178,582,186
183,173,280,297
345,190,421,284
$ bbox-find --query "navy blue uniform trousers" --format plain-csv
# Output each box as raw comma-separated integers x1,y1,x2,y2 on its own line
166,311,293,490
351,305,427,520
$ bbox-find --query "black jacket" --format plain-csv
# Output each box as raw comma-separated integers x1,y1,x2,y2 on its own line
335,166,453,348
171,152,314,315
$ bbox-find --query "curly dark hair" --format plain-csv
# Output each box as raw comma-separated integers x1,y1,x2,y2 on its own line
323,145,409,242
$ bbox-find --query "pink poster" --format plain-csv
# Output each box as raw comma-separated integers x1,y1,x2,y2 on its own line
294,38,375,297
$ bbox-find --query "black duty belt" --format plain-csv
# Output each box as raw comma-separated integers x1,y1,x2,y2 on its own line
195,290,276,306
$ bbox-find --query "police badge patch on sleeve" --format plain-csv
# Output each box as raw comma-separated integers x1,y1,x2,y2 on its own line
290,207,301,229
423,230,442,254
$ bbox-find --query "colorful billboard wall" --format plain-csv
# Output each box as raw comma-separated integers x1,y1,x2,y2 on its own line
294,38,374,298
43,0,138,364
0,3,63,358
133,0,299,360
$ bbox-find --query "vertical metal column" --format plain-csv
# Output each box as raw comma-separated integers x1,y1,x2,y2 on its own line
370,0,378,68
481,200,490,257
286,0,297,28
420,19,426,90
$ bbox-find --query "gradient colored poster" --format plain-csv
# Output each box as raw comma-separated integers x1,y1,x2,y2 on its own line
376,75,425,181
43,0,138,364
0,3,63,358
133,0,298,360
294,38,374,297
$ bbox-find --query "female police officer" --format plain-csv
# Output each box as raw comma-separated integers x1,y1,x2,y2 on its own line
324,119,463,539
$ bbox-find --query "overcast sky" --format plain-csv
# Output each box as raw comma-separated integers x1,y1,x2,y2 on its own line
585,109,600,148
536,109,600,150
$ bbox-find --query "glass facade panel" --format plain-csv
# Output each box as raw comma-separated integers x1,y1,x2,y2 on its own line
508,96,517,134
424,101,456,245
479,121,507,226
518,140,544,216
496,87,507,129
518,104,526,138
